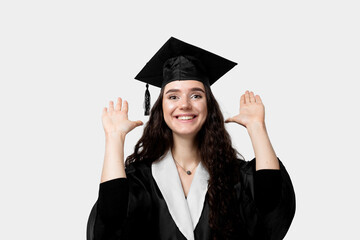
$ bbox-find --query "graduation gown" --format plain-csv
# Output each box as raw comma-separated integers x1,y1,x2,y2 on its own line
87,150,295,240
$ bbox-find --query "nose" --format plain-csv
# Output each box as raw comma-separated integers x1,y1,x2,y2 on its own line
179,96,191,110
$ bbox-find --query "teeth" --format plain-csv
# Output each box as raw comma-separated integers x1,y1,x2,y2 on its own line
178,116,195,120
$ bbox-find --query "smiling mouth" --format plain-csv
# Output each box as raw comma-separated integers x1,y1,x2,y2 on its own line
176,115,197,120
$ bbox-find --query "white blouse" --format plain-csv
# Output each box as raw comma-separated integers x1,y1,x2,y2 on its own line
152,150,210,240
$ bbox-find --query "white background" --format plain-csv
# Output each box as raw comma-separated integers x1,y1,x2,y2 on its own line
1,0,359,239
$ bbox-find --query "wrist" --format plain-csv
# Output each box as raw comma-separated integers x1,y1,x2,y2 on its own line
246,121,266,133
105,132,126,141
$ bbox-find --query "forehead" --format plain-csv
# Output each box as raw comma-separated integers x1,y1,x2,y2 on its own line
163,80,205,93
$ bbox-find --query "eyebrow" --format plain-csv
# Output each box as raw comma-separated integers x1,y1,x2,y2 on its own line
165,87,205,95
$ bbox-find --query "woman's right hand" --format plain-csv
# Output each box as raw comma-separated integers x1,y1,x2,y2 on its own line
102,97,143,137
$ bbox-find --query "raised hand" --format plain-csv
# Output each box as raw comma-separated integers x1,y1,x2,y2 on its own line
225,90,265,128
102,97,143,136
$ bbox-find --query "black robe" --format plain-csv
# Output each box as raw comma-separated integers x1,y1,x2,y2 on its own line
87,154,295,240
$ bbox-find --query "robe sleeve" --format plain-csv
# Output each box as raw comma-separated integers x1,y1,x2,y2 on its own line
87,178,129,240
235,157,296,240
254,169,282,213
87,162,153,240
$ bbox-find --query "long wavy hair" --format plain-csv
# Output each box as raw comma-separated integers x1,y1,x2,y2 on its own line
126,83,245,239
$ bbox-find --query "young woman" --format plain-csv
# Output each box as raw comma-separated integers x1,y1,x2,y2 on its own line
87,37,295,240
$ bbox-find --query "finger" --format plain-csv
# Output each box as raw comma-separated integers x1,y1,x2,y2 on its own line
115,97,121,111
240,94,245,106
118,98,122,111
255,95,262,103
225,117,233,123
131,120,143,129
134,120,143,126
109,101,114,112
123,100,128,113
249,91,255,103
245,90,250,104
102,107,108,116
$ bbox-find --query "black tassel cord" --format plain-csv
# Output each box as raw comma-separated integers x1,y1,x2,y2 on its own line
144,83,150,116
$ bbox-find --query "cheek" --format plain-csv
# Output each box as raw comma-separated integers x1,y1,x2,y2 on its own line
200,102,208,124
197,101,207,115
162,100,176,120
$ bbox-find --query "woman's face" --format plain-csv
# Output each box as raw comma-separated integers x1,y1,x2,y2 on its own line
162,80,207,139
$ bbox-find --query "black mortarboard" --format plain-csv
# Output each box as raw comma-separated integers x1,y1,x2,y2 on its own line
134,36,237,115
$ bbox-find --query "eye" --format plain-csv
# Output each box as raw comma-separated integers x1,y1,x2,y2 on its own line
168,95,178,100
191,94,203,99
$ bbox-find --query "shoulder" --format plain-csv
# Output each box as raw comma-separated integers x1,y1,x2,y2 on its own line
233,157,256,176
125,160,152,174
125,160,153,181
125,160,151,172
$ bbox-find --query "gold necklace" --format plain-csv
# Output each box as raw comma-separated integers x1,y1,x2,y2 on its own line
173,158,199,175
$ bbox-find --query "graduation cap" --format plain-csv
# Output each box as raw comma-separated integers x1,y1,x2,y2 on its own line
134,36,237,115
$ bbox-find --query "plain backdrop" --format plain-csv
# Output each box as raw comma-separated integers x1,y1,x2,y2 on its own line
0,0,359,239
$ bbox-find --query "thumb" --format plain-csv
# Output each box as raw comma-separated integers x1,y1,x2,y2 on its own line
133,120,143,127
225,117,234,123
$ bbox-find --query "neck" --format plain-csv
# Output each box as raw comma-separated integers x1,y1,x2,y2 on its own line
171,133,201,169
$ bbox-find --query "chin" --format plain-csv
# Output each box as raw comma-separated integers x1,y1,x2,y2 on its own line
172,128,201,138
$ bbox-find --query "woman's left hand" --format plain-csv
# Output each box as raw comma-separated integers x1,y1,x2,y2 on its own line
225,90,265,128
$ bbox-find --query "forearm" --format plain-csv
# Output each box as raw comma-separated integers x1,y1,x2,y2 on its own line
100,132,127,183
247,122,280,170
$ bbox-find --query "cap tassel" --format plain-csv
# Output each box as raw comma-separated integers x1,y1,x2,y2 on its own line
144,83,150,116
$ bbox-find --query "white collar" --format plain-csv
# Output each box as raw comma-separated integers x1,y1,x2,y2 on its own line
152,150,210,240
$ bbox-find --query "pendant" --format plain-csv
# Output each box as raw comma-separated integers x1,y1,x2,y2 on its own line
186,170,191,175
